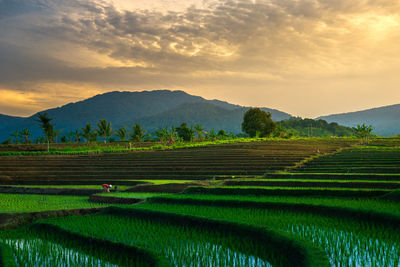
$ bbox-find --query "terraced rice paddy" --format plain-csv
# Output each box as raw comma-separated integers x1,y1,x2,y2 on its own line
0,139,351,182
1,185,132,190
1,138,400,267
133,203,400,267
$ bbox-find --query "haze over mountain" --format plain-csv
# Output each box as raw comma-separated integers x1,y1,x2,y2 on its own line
0,90,291,141
318,104,400,137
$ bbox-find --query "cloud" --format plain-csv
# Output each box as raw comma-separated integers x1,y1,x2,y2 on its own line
0,0,400,116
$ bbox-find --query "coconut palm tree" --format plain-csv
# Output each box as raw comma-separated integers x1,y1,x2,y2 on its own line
96,119,112,144
10,130,19,144
19,128,31,144
35,112,54,151
194,124,204,141
130,123,146,142
353,124,373,144
115,126,128,142
81,123,95,144
74,130,82,143
53,129,62,143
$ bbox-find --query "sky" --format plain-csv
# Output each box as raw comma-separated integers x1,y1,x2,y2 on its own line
0,0,400,118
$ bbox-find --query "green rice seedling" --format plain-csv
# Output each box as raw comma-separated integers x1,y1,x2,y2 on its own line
96,192,171,198
135,203,400,267
2,238,119,267
0,194,110,213
0,241,17,267
43,213,273,267
4,185,132,190
183,186,389,198
0,224,166,267
150,194,400,216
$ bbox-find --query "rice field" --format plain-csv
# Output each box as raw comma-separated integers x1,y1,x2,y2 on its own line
1,138,400,266
0,194,110,213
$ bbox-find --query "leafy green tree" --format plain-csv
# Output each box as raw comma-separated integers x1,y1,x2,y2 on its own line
35,112,55,151
115,126,128,141
10,130,19,144
242,108,276,137
353,124,373,144
130,123,146,142
81,123,96,144
176,122,195,142
19,129,31,144
96,119,112,144
194,124,204,141
1,138,12,145
217,129,228,139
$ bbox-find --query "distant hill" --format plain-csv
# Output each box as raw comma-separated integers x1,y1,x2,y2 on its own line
135,102,287,133
318,104,400,137
0,114,24,128
0,90,291,141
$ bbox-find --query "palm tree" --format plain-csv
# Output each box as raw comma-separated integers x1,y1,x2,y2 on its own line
96,119,112,144
353,124,373,144
188,126,195,142
130,123,146,142
34,112,54,151
115,126,128,142
53,129,62,143
74,130,82,143
154,127,177,145
154,127,168,145
10,130,19,144
19,128,31,144
81,123,94,144
206,129,217,141
66,131,75,143
194,124,204,141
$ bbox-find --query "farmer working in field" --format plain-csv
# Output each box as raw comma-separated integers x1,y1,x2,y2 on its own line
102,184,112,192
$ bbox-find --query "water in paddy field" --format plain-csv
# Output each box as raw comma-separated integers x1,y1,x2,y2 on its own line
2,238,271,267
286,224,400,267
2,239,118,267
163,241,271,267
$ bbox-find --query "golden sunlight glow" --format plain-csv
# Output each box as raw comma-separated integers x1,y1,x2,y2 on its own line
1,0,400,117
52,45,149,68
0,89,37,106
349,14,400,40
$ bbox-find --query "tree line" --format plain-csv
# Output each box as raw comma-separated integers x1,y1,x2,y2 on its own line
2,108,376,148
2,113,238,149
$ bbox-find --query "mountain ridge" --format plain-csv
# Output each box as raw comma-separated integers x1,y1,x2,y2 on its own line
0,90,291,141
318,104,400,136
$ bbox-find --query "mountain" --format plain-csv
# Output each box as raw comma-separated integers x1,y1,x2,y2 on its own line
136,102,288,133
318,104,400,137
0,90,291,141
0,114,24,128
